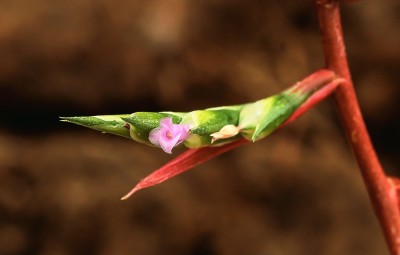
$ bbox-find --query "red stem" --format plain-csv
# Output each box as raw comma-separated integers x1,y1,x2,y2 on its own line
315,1,400,254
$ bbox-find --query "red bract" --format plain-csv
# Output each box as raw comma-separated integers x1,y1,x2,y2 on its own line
121,138,248,200
121,69,341,200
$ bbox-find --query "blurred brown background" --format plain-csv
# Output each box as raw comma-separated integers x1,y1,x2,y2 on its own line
0,1,399,254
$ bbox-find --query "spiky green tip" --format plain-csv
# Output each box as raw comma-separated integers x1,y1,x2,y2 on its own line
60,115,132,139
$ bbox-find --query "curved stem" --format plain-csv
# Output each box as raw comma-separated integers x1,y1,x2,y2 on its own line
315,1,400,254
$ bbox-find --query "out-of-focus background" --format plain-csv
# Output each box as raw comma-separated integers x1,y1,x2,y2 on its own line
0,1,399,254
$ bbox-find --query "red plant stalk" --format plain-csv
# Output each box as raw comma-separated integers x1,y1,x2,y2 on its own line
315,0,400,254
121,69,342,199
388,177,400,210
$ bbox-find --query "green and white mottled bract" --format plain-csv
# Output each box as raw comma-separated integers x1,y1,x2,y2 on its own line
61,87,311,151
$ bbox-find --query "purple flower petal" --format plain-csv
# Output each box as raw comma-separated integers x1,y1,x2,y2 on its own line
148,127,163,147
159,132,180,154
160,117,173,128
149,117,190,154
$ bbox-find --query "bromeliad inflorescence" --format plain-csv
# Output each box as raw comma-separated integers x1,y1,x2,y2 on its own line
61,70,337,154
61,70,342,199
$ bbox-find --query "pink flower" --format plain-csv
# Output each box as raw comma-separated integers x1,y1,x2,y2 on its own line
149,117,190,154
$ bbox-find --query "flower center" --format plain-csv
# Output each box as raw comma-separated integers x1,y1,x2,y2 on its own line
166,131,172,139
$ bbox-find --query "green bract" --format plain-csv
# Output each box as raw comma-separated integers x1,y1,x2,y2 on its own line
181,106,243,148
239,92,307,141
60,115,132,139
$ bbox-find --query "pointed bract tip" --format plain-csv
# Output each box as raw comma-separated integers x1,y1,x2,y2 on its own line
120,186,140,200
251,132,260,143
59,116,78,122
59,116,96,126
60,115,132,139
